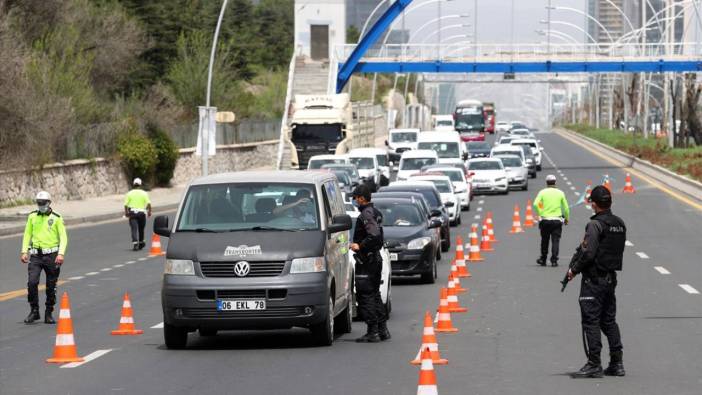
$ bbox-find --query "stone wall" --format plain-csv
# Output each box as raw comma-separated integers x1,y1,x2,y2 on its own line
0,140,278,204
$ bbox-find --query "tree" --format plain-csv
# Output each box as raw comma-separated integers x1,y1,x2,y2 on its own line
347,25,360,43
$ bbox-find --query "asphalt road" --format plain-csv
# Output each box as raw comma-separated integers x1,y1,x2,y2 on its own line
1,131,700,395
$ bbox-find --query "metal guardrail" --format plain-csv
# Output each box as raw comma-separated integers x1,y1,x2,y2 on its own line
170,119,281,148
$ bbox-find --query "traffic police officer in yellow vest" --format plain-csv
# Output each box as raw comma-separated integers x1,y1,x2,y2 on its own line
124,177,152,251
20,191,68,324
533,174,570,267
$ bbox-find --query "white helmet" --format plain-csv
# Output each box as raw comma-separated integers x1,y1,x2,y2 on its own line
133,177,142,186
36,191,51,201
546,174,557,183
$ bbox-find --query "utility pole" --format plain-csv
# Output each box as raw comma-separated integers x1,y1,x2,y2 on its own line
546,0,552,56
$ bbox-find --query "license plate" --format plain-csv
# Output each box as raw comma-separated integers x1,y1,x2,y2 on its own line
475,183,489,188
389,253,398,261
216,299,266,311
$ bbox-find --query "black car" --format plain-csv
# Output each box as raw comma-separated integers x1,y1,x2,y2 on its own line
373,197,442,283
465,141,492,159
372,192,442,256
378,183,451,252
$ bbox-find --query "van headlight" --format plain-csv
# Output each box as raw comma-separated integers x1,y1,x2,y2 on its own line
291,257,326,273
164,259,195,275
407,237,431,250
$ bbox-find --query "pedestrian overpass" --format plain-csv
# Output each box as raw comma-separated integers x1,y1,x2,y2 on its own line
332,0,702,93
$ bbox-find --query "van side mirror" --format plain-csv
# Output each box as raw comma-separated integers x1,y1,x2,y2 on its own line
384,140,389,146
328,214,352,233
154,215,171,237
428,218,442,229
462,152,468,160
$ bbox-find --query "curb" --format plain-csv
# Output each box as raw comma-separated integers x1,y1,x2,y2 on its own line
555,128,702,203
0,203,180,237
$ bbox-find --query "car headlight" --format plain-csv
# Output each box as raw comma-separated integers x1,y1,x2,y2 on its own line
495,177,506,182
407,237,431,250
290,257,326,273
164,259,195,275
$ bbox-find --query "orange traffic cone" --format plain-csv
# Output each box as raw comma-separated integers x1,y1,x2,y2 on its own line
603,175,612,192
467,224,484,262
622,173,636,193
509,205,524,234
454,236,472,277
447,279,468,313
480,221,494,252
411,312,448,365
524,200,535,228
47,292,84,364
149,234,165,256
111,293,144,335
486,212,498,242
416,347,439,395
449,272,467,294
435,288,459,333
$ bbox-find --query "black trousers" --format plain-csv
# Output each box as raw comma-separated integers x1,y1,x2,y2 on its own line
579,274,622,364
355,254,386,327
539,220,562,262
27,253,60,310
129,212,147,243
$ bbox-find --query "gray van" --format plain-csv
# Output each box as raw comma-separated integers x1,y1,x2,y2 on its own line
153,171,353,348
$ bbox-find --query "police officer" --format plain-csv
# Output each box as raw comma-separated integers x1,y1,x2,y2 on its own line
20,191,68,324
533,174,570,266
567,185,626,378
350,184,389,343
124,178,152,251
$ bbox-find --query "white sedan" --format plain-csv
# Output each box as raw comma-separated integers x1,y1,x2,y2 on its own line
467,158,509,195
408,174,461,226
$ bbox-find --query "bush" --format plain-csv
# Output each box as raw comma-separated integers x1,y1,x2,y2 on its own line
116,121,158,185
147,123,179,187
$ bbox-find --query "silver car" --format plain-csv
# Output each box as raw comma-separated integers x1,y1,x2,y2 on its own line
496,155,528,191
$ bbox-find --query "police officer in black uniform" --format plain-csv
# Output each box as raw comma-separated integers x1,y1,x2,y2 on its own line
350,184,390,343
566,185,627,378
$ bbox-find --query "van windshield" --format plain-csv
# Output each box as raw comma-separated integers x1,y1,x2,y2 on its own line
177,183,320,232
391,132,417,142
349,157,374,169
309,159,344,169
401,157,437,170
418,142,459,159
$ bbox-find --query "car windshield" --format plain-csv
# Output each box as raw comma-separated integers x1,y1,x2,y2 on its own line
391,132,417,142
375,202,423,227
309,159,344,169
434,170,463,182
417,142,459,159
469,161,502,170
401,157,437,170
436,120,453,126
376,154,388,167
331,171,351,185
322,165,359,179
499,138,513,144
499,157,523,167
468,142,491,151
428,179,452,193
494,150,521,157
385,187,440,208
349,157,374,169
514,142,537,149
177,183,320,231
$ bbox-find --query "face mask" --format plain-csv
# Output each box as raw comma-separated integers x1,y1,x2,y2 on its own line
352,199,360,208
37,204,50,214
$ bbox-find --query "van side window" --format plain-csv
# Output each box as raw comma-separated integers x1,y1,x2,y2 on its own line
321,185,333,225
325,181,344,217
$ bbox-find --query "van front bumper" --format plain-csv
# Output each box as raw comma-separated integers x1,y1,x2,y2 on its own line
161,273,329,330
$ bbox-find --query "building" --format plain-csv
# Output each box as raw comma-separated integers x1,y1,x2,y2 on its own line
346,0,387,32
295,0,347,60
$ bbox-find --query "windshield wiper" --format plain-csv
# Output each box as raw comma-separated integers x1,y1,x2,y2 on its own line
180,228,219,233
249,226,299,232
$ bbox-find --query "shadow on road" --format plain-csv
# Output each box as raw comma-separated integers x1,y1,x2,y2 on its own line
154,329,347,351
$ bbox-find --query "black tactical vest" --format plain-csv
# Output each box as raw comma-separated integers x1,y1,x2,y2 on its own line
593,212,627,272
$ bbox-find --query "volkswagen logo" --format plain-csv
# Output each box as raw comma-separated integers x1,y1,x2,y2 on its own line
233,261,251,277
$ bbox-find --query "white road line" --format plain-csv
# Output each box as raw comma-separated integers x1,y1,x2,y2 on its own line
151,322,164,329
636,252,650,259
625,240,634,247
478,200,485,204
125,260,136,265
678,284,700,295
570,186,576,190
113,264,124,268
653,266,670,275
563,177,569,181
566,181,572,186
100,268,112,272
67,276,85,281
138,257,148,261
85,272,99,276
574,191,580,196
477,207,483,212
60,349,113,368
473,214,481,220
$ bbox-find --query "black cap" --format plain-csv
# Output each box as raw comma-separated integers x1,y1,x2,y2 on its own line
590,185,612,205
351,184,372,201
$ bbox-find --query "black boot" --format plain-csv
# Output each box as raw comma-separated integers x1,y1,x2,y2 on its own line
132,242,139,251
571,359,604,378
551,258,559,267
604,351,625,376
356,324,381,343
536,257,546,266
44,308,55,324
378,321,391,341
24,307,40,324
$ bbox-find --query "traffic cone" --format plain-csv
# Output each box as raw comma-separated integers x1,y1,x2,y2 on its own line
524,200,535,228
480,221,494,252
449,272,467,294
622,173,636,193
416,347,439,395
467,223,484,262
435,288,459,333
509,205,524,234
454,236,472,277
47,292,84,364
111,293,144,336
486,212,498,243
411,312,448,365
603,175,612,192
149,234,165,256
447,279,468,313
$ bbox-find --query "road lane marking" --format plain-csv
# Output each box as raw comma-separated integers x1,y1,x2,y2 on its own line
636,252,650,259
625,240,634,247
151,322,164,329
125,260,136,265
67,276,85,281
85,272,99,276
563,177,569,181
566,181,572,186
100,268,112,272
138,257,147,261
479,200,485,204
60,349,113,368
113,264,124,268
570,186,576,190
654,266,670,275
0,281,68,302
678,284,700,294
474,215,481,219
477,207,483,212
574,191,580,196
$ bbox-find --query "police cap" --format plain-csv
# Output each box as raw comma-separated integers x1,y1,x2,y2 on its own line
590,185,612,205
351,184,372,201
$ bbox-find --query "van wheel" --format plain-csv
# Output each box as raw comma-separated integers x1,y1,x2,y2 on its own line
199,328,217,337
164,323,188,349
311,296,334,346
335,295,353,334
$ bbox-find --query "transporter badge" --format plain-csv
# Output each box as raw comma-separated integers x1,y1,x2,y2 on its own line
224,245,262,258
